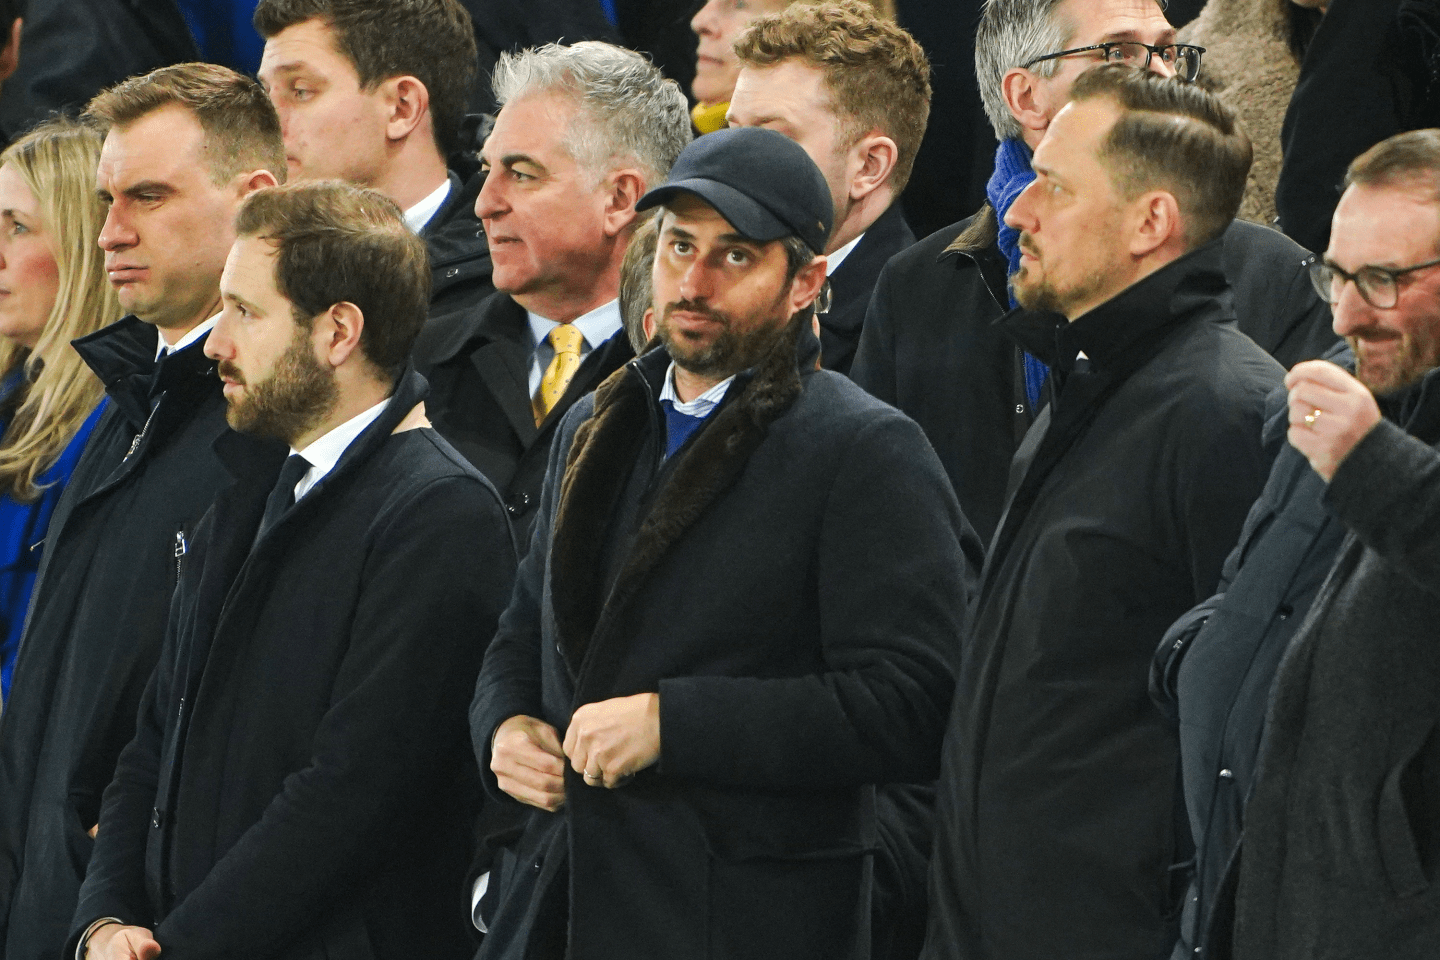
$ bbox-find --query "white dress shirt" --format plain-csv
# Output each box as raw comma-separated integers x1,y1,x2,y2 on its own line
825,233,864,277
288,398,390,501
155,312,220,361
404,178,452,234
525,300,623,397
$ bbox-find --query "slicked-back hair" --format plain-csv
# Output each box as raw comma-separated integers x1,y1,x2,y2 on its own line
1345,129,1440,205
84,63,286,185
491,41,691,187
976,0,1072,142
253,0,478,158
734,0,931,192
235,180,431,379
1071,64,1250,249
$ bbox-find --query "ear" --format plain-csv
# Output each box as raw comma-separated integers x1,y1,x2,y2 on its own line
1128,189,1183,259
641,306,656,341
236,167,281,199
1001,67,1054,144
0,18,22,84
316,301,366,369
383,75,430,143
601,169,646,238
848,132,898,203
787,254,828,315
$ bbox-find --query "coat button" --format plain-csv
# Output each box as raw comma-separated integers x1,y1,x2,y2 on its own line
505,491,532,515
1015,404,1025,414
446,267,459,278
151,808,164,828
1276,605,1293,620
1218,768,1234,780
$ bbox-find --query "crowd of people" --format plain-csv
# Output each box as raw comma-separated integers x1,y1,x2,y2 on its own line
0,0,1431,958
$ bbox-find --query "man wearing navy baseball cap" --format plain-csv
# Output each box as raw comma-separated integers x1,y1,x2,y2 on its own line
468,125,982,960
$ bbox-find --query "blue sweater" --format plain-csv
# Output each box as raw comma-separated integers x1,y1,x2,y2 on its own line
0,389,107,698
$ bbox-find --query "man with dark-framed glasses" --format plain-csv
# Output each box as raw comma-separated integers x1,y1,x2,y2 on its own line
1023,39,1205,82
1225,128,1440,959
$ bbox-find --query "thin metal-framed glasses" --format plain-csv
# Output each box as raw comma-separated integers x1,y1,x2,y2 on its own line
1022,42,1205,83
1306,255,1440,310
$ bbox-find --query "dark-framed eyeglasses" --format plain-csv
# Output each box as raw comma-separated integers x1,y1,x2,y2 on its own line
1306,254,1440,310
1022,42,1205,83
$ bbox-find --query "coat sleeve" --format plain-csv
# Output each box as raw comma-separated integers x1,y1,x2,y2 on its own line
469,401,586,804
1325,417,1440,594
147,476,515,955
657,412,979,790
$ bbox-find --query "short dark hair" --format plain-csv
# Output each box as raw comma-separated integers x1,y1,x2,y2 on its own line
734,0,931,192
253,0,478,158
1345,129,1440,202
84,63,287,185
1071,64,1251,248
235,180,431,379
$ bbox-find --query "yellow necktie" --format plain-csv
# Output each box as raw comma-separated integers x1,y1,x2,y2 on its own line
534,323,585,425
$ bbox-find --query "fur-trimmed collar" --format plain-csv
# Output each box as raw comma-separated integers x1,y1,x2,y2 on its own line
550,314,807,684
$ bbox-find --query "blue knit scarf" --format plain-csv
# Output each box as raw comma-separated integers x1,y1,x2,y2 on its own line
986,137,1050,409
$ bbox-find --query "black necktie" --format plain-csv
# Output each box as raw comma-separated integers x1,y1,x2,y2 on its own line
257,454,310,541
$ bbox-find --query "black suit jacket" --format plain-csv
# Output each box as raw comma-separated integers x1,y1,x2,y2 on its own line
821,202,915,377
414,292,635,543
69,370,516,960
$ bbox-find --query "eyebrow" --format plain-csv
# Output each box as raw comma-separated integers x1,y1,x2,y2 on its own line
665,222,764,251
120,180,176,201
1099,29,1178,44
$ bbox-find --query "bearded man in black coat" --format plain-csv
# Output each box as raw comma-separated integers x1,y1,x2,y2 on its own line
923,66,1284,960
470,127,979,960
70,181,516,959
0,65,285,960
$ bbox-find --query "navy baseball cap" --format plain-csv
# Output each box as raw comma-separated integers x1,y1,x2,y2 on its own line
637,127,834,255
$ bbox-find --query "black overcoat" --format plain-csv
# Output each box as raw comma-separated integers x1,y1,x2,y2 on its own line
923,242,1284,960
819,201,915,377
414,291,634,543
1233,367,1440,960
471,323,981,960
68,370,517,959
851,209,1333,547
423,170,495,334
0,318,237,960
1149,344,1354,960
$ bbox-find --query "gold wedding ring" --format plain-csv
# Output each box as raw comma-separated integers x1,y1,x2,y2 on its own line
1304,408,1322,425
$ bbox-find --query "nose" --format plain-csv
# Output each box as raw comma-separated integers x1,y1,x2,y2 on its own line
691,0,720,37
1329,278,1373,339
97,203,135,253
678,258,714,303
1004,180,1040,234
204,309,237,362
475,168,505,222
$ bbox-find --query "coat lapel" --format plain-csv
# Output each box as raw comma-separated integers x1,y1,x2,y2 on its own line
550,317,805,682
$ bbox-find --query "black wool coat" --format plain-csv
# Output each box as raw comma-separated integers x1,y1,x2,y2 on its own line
414,292,634,544
423,170,495,334
1150,343,1354,960
471,322,980,960
0,318,238,960
1233,367,1440,960
819,202,915,378
851,207,1333,548
923,242,1284,960
68,370,517,960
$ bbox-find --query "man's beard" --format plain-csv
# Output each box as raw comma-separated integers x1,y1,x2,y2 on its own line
1350,327,1440,397
219,325,338,443
656,290,792,379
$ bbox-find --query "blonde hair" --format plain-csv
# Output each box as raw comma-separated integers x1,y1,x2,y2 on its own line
0,118,119,501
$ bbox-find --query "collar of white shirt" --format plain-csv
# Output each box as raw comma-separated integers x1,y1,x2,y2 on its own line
526,299,623,354
659,362,734,416
825,232,864,277
155,312,220,362
404,178,452,234
288,397,391,501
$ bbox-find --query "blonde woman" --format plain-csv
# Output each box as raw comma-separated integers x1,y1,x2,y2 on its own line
0,117,120,698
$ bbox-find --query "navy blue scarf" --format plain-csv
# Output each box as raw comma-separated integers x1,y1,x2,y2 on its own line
986,137,1050,409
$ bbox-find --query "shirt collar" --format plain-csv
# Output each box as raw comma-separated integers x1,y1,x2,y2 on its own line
659,362,734,416
290,397,390,500
404,178,452,234
826,233,864,276
156,312,220,361
526,299,623,353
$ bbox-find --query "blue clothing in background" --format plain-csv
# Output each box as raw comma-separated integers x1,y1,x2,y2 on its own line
0,396,108,698
176,0,263,74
